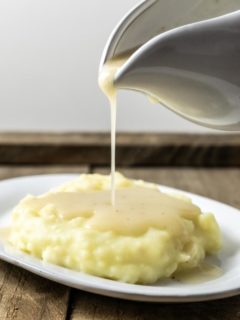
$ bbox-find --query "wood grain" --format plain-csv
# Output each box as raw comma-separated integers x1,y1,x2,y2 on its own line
0,133,240,166
69,168,240,320
0,262,69,320
0,165,88,180
1,132,238,145
0,165,90,320
70,292,240,320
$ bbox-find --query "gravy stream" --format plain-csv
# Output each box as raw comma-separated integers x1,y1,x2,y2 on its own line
98,53,131,206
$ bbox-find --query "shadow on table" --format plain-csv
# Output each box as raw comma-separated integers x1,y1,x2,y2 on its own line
70,290,240,320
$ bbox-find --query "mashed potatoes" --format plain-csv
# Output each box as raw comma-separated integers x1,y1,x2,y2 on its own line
8,173,221,284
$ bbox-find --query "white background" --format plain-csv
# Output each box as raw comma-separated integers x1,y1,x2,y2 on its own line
0,0,213,132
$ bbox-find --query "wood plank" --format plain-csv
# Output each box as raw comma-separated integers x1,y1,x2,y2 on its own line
70,168,240,320
0,165,88,180
0,264,69,320
1,132,239,145
0,166,90,320
0,133,240,166
70,292,240,320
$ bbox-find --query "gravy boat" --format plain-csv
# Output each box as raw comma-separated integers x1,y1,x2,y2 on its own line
100,0,240,130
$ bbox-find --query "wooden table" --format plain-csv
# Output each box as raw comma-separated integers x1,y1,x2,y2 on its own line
0,133,239,320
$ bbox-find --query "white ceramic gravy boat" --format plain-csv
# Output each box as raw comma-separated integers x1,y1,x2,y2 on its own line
100,0,240,131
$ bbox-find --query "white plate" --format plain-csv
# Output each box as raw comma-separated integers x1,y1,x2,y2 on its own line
0,174,239,302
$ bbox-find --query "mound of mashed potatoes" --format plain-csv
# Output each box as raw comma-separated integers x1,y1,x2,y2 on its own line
8,173,221,284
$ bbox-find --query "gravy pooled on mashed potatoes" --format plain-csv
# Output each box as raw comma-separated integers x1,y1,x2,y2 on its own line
9,173,221,284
